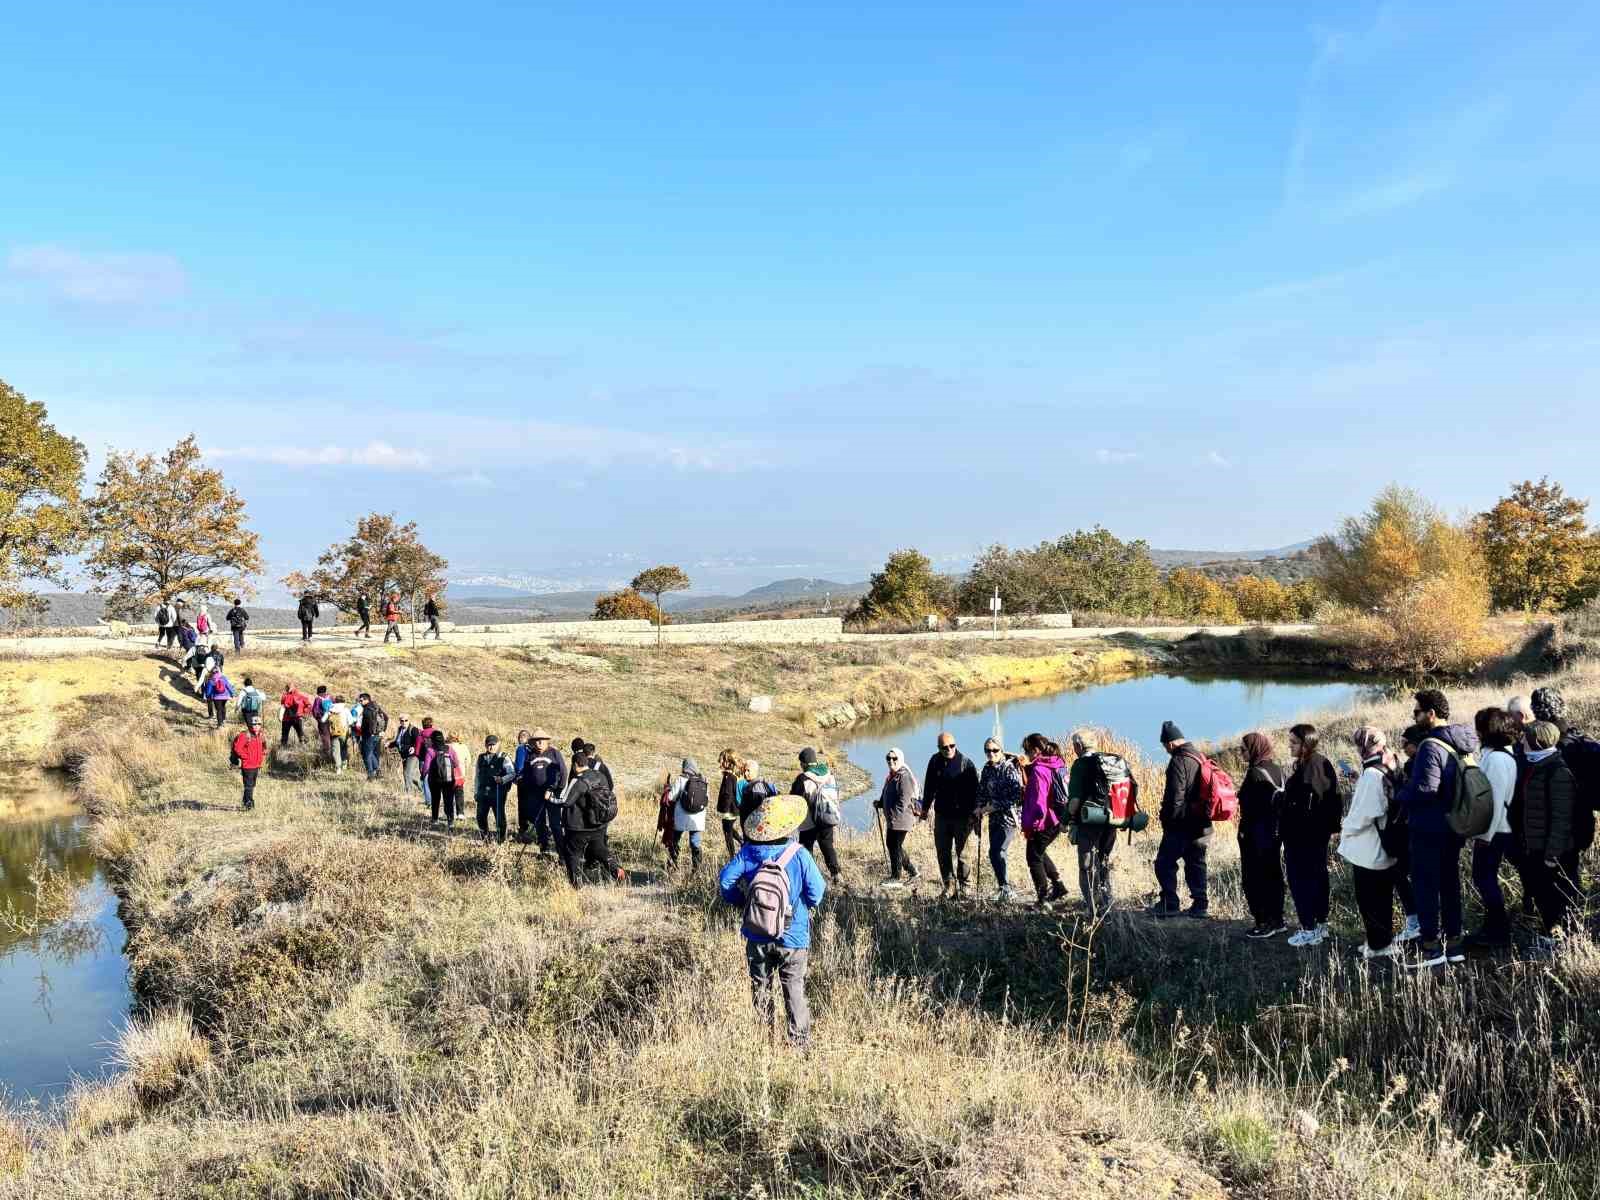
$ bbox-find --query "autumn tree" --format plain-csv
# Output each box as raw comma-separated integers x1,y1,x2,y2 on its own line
1313,486,1471,611
1158,568,1242,623
847,549,955,627
593,588,663,623
956,527,1160,617
0,378,86,620
85,435,262,617
1228,574,1296,623
1475,478,1595,612
286,513,448,622
630,565,690,644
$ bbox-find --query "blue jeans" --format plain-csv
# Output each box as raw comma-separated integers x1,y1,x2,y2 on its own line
1153,827,1209,912
1471,832,1514,937
988,819,1016,889
361,734,380,777
1409,828,1464,943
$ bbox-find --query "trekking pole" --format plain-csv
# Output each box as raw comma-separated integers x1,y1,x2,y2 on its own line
974,811,982,895
875,805,888,868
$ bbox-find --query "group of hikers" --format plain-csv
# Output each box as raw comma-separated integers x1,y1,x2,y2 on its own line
153,593,444,650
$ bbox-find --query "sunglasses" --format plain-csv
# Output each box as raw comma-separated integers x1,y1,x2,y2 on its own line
984,748,1002,756
886,755,900,762
939,744,957,752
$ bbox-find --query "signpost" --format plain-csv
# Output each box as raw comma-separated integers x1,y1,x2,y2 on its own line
990,587,1002,636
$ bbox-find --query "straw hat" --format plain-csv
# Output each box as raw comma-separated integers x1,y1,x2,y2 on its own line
530,728,552,741
742,794,807,843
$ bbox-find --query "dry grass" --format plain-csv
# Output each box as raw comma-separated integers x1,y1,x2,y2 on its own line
4,638,1596,1198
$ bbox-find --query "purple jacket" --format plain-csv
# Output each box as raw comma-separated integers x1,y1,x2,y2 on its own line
1020,754,1065,835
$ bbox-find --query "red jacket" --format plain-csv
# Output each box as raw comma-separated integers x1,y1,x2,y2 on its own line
383,602,401,622
280,689,311,717
232,731,267,770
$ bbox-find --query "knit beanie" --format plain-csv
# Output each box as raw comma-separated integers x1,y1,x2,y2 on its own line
798,747,819,766
1527,720,1561,751
1159,720,1185,744
1531,687,1567,723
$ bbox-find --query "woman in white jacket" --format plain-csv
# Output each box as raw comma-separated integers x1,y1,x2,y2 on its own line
1464,706,1519,950
1338,726,1402,960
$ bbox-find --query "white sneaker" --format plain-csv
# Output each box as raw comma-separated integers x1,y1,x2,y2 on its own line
1287,929,1310,947
1302,923,1329,946
1361,942,1399,960
1396,915,1421,942
881,878,904,890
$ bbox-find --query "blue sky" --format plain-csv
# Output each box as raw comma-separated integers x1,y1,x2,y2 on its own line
4,2,1599,592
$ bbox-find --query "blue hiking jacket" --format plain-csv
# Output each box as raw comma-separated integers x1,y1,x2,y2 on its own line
1399,723,1479,835
719,839,826,950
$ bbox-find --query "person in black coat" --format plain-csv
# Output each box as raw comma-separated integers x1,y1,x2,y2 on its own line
1281,723,1341,946
715,749,743,862
922,731,980,897
355,595,372,638
1237,731,1288,939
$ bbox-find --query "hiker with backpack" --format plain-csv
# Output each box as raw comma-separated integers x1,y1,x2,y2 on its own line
224,598,249,651
236,676,266,730
423,594,442,639
1150,721,1213,919
1338,727,1406,960
414,717,436,806
422,729,462,826
978,737,1025,902
1019,733,1069,910
196,604,212,639
718,789,826,1049
297,593,319,641
391,714,424,799
311,685,333,760
875,748,921,889
716,750,744,861
516,729,566,853
229,714,267,810
278,682,311,746
326,696,352,772
355,594,372,638
1065,730,1140,915
1463,707,1519,951
794,748,843,884
1515,720,1592,947
664,757,711,873
473,735,517,843
358,692,386,779
1397,689,1479,969
383,594,403,643
1532,685,1600,829
1237,732,1288,940
155,600,175,647
922,733,981,898
560,751,624,887
203,667,235,728
1280,723,1341,948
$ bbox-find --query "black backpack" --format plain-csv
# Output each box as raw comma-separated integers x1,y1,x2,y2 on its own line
369,702,389,734
1047,765,1072,822
585,775,618,824
430,747,454,788
680,775,709,815
156,604,171,625
1377,767,1408,859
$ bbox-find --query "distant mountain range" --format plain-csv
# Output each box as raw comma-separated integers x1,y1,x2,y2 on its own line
453,577,864,619
1148,540,1316,567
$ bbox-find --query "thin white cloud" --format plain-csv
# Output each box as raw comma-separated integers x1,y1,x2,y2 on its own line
1335,167,1453,218
1093,448,1141,464
1204,450,1235,469
204,441,431,470
7,244,187,305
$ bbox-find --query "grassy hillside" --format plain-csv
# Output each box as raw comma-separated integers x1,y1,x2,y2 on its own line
2,638,1595,1198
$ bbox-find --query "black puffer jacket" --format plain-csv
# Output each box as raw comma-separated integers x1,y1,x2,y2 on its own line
716,770,740,818
1516,753,1587,858
1281,752,1341,844
1161,747,1209,832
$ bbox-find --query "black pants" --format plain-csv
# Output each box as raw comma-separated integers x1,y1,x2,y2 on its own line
1283,837,1331,929
1153,827,1209,912
159,626,175,647
800,824,840,879
1470,833,1515,938
300,619,314,640
240,767,258,809
933,812,973,885
1075,824,1117,913
563,826,620,887
1238,825,1285,927
885,829,917,879
231,628,245,651
356,617,370,636
426,616,440,638
1410,828,1464,943
1524,851,1583,934
384,622,401,643
1025,826,1063,900
721,817,742,859
280,715,304,745
209,698,228,727
431,782,460,824
1351,863,1398,950
477,791,507,842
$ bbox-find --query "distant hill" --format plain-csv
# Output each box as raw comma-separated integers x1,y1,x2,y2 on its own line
1150,540,1315,567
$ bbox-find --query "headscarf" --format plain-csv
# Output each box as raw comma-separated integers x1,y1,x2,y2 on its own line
1352,726,1398,772
1240,732,1274,765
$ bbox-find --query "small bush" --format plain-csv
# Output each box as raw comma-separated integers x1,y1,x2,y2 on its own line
1207,1111,1278,1182
113,1010,211,1107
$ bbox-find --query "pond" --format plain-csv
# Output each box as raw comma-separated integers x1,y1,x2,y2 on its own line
837,671,1379,830
0,772,133,1108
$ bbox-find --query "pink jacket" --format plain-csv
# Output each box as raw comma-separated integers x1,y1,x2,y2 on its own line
1020,754,1065,835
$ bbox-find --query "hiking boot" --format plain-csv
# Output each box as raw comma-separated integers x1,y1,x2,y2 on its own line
1184,905,1210,921
1406,941,1447,970
1034,897,1054,912
1246,922,1287,940
1459,928,1509,953
1396,914,1422,942
1146,901,1180,919
938,880,955,900
1047,880,1069,903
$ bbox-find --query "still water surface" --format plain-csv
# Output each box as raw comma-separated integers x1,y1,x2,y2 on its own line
838,672,1378,829
0,773,133,1106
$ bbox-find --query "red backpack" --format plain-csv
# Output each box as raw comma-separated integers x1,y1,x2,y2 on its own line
1196,754,1239,822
